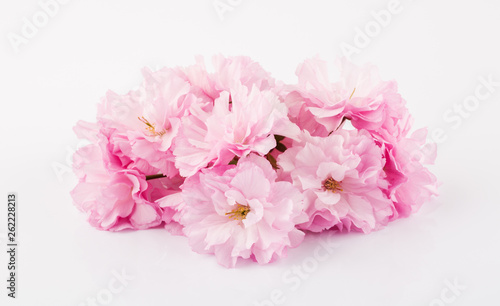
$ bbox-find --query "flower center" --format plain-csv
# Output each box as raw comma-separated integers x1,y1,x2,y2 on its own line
225,203,251,221
323,177,343,193
138,116,166,137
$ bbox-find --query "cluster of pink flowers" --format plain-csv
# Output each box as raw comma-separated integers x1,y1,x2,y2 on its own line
71,56,438,268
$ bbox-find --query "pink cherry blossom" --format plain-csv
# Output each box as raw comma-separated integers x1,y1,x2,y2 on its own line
179,154,306,268
156,188,185,236
71,123,183,231
174,83,299,177
72,144,157,231
284,57,411,143
211,54,276,92
174,55,276,101
383,128,438,219
70,55,439,267
96,67,203,177
278,129,393,233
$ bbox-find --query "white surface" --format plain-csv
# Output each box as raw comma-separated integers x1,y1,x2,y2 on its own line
1,1,499,305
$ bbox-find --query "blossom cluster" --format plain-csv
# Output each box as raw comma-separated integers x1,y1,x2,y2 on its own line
71,56,438,268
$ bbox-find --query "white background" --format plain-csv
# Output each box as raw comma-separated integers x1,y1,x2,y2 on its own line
1,1,499,305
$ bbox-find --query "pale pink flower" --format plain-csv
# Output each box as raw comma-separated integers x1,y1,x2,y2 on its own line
174,55,276,101
383,128,438,219
173,57,219,101
285,57,411,142
70,55,439,266
284,57,346,136
174,83,299,177
335,58,391,131
338,58,413,143
172,55,295,177
156,188,185,236
278,129,393,233
96,67,203,177
211,54,275,92
72,145,157,231
71,123,183,231
179,154,306,268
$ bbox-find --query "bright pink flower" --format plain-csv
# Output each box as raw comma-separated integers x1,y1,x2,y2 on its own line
383,128,438,219
179,154,306,268
278,129,393,233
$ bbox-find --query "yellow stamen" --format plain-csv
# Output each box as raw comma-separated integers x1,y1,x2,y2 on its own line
323,177,343,193
225,203,251,221
138,116,166,137
349,88,356,100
